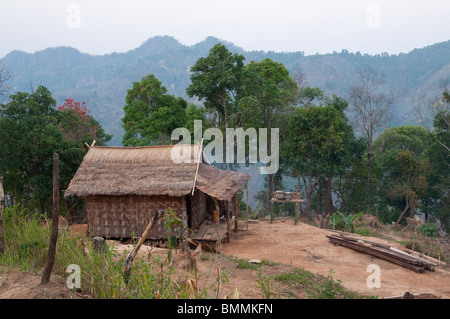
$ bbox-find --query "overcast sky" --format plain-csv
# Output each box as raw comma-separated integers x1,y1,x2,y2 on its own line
1,0,449,58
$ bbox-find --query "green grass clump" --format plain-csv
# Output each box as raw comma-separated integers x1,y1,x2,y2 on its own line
0,205,213,299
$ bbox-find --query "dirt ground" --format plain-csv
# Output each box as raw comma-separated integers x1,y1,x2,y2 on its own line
1,219,449,299
222,219,450,299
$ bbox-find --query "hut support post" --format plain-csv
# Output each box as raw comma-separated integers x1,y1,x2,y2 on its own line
213,199,220,226
234,194,238,232
41,153,60,285
225,200,230,243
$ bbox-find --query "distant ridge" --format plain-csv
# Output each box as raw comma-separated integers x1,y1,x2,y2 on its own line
1,36,449,146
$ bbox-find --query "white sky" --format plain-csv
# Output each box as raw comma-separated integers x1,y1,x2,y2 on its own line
0,0,449,58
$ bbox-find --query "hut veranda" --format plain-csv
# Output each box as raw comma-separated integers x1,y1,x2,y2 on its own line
64,145,250,244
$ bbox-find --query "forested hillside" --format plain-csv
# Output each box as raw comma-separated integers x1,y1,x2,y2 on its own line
1,36,449,146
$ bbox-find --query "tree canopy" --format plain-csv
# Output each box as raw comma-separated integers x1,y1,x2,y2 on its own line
0,86,111,213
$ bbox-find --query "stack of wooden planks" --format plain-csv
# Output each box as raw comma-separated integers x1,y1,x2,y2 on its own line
326,233,439,273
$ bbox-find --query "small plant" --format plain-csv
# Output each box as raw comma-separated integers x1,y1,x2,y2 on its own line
418,223,438,238
234,257,259,270
256,267,275,299
261,259,277,267
355,228,373,237
334,211,364,233
306,269,343,299
275,269,313,287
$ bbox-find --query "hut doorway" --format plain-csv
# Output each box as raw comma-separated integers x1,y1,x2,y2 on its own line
185,195,192,229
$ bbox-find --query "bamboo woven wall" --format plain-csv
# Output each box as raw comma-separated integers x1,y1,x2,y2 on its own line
84,195,186,238
190,191,207,228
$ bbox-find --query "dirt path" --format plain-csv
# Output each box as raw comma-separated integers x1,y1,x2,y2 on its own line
1,220,449,299
222,220,450,298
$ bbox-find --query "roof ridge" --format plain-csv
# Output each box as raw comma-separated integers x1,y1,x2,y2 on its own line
91,144,195,149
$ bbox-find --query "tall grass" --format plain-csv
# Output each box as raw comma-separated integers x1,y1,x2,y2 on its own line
0,205,215,299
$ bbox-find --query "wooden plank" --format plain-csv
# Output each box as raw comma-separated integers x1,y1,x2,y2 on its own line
389,247,435,271
327,235,426,273
338,234,391,250
190,222,210,240
335,234,435,271
203,224,217,241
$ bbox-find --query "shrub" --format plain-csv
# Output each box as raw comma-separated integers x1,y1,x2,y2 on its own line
418,223,438,238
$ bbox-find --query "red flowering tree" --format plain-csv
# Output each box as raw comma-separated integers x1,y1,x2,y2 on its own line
57,98,111,145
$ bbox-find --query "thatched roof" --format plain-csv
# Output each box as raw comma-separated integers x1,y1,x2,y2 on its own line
0,177,4,202
64,145,250,201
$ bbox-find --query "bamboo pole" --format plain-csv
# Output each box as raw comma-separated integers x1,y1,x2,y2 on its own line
191,138,203,196
41,153,59,285
123,209,164,283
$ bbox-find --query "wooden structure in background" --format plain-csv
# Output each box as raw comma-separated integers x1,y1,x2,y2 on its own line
270,191,304,223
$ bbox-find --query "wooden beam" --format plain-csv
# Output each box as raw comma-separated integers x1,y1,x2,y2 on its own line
327,235,426,273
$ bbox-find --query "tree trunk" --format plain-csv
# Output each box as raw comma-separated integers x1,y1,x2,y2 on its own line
326,174,333,216
41,153,59,285
302,175,319,220
366,140,373,213
266,173,272,222
395,200,410,225
318,178,323,216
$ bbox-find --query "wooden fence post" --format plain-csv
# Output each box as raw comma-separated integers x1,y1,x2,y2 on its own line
0,177,4,256
41,153,60,285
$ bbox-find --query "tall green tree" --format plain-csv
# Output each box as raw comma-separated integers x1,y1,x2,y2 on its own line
0,87,110,214
283,90,361,222
422,89,450,230
373,126,433,224
122,74,190,146
240,58,298,218
186,43,245,133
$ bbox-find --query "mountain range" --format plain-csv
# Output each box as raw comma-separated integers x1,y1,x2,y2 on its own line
1,35,449,146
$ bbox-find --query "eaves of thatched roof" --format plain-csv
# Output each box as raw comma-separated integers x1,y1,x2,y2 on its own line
64,145,250,201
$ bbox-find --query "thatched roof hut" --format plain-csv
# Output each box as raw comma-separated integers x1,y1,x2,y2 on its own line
65,145,250,240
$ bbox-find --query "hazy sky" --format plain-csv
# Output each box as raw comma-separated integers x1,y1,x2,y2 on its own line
1,0,449,58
